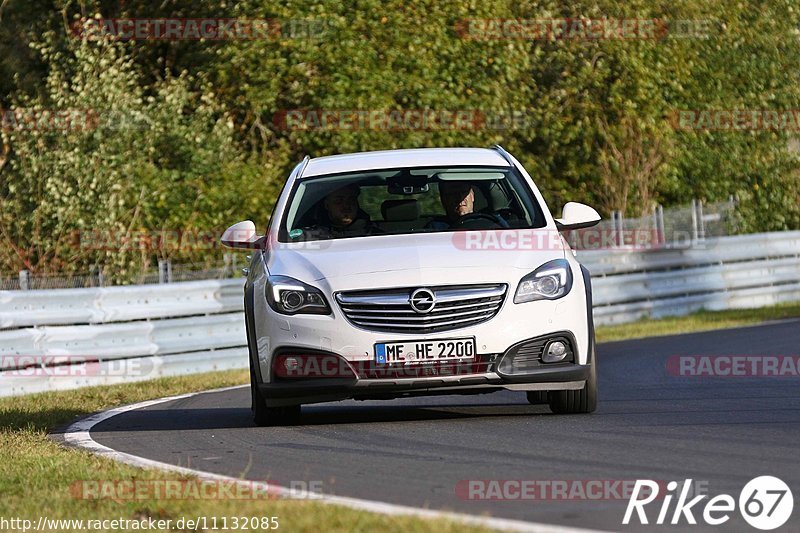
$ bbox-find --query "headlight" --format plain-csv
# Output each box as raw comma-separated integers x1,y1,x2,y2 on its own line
514,259,573,303
266,275,331,315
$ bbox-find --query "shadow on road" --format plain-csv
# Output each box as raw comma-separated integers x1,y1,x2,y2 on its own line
85,402,553,432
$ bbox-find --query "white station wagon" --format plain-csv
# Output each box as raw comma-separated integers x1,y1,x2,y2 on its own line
222,146,601,425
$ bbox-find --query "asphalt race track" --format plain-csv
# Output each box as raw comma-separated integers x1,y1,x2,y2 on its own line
79,320,800,532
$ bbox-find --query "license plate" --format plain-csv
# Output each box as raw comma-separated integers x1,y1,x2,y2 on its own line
374,338,476,364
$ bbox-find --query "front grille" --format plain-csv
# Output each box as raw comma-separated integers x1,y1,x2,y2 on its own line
336,284,507,333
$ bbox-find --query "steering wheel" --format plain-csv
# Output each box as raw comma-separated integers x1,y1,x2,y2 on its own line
453,213,503,229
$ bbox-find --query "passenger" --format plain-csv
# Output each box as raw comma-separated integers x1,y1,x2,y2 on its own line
306,184,381,238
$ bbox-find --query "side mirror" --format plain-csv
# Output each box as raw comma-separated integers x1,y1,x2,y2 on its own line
220,220,265,249
555,202,601,231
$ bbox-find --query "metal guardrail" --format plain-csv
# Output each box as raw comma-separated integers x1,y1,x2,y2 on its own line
1,231,798,396
577,231,800,325
0,279,249,396
0,313,246,370
0,348,247,397
0,278,244,328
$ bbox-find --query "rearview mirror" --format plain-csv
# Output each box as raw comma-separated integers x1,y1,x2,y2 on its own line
220,220,265,249
555,202,601,231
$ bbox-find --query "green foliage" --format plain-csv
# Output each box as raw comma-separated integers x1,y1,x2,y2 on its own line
0,29,284,280
1,0,799,279
216,0,800,218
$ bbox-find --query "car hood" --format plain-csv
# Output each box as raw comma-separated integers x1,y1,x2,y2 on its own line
265,231,566,288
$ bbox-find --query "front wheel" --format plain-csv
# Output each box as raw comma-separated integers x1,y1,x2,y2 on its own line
548,357,597,414
525,391,548,405
251,367,301,426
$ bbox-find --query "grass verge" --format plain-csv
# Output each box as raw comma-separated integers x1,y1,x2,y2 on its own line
1,303,798,531
0,371,492,532
595,302,800,343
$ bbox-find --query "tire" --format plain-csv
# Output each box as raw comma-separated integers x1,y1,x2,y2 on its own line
548,354,597,414
251,367,301,426
526,391,548,405
245,289,301,426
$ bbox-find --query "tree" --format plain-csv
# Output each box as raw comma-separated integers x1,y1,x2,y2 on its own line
0,27,283,280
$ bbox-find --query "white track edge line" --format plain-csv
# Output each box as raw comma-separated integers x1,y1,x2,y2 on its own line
61,384,608,533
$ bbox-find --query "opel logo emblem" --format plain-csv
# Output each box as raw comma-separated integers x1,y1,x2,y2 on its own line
409,288,436,314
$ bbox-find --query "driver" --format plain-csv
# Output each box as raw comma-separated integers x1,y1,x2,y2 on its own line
440,181,476,222
427,181,507,229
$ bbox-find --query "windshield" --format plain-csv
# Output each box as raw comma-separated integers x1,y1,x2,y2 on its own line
278,166,547,242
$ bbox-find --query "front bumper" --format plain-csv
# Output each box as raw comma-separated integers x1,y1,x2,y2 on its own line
260,363,590,406
246,258,593,406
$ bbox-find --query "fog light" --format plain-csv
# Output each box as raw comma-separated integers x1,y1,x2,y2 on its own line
542,341,567,363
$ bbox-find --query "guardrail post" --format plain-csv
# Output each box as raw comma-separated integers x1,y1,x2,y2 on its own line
223,253,233,277
158,259,173,284
651,206,658,246
90,265,105,287
612,210,624,247
696,199,705,241
691,199,699,242
19,269,30,290
727,195,738,235
656,204,665,245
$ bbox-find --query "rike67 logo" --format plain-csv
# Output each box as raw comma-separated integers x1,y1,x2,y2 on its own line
624,476,793,530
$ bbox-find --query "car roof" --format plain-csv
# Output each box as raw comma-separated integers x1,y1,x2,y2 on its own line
301,147,511,178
